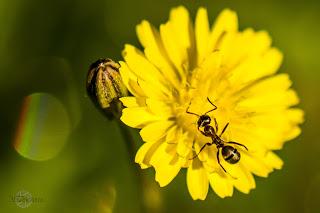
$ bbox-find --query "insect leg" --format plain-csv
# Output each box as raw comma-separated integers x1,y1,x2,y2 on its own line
190,142,213,160
226,141,248,151
216,148,238,179
219,122,229,137
217,148,227,173
198,128,207,137
214,117,218,132
204,97,218,114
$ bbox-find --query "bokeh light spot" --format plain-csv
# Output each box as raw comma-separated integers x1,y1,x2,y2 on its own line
14,93,71,161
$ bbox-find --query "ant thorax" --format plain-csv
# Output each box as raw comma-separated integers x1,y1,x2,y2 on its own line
203,125,216,137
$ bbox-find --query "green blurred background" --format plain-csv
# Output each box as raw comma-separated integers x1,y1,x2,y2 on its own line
0,0,319,212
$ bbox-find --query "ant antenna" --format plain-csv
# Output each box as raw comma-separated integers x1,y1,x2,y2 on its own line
186,97,218,117
204,97,218,114
186,101,200,117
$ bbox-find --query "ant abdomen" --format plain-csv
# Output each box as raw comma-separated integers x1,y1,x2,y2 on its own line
222,145,241,164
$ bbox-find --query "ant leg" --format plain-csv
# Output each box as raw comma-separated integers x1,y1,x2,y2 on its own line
216,148,238,179
214,117,218,132
198,128,208,137
204,97,218,114
186,102,200,117
190,142,213,160
219,122,229,137
216,148,227,173
226,141,248,151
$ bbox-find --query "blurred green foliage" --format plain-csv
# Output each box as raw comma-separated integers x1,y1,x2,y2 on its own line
0,0,319,212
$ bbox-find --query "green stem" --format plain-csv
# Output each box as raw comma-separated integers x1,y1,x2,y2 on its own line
117,121,146,213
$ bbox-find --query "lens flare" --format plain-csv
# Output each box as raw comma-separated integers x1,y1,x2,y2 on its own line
14,93,71,161
97,182,117,213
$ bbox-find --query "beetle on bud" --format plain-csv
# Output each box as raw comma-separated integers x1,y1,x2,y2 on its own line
86,58,128,119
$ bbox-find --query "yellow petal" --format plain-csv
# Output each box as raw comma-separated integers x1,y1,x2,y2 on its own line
176,132,193,158
120,97,144,107
150,142,173,167
238,89,298,111
151,143,181,187
236,74,298,111
241,73,292,95
135,140,162,169
222,163,256,194
208,9,238,53
209,172,233,198
168,6,194,54
264,152,283,170
259,47,283,77
121,107,159,128
146,98,173,117
138,79,171,100
285,126,301,141
166,126,180,143
193,139,210,162
160,6,195,75
194,50,222,84
128,79,146,97
203,145,221,170
140,121,174,142
221,30,273,69
229,124,270,152
119,61,133,90
287,108,304,124
119,61,145,97
122,44,162,82
195,7,210,64
227,48,283,90
232,107,303,150
231,117,291,151
136,20,155,48
136,20,181,89
155,157,181,187
187,159,209,200
283,109,304,141
241,152,272,177
234,168,255,194
135,141,157,168
122,44,170,97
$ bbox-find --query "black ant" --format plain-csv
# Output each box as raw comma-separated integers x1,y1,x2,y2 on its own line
186,98,248,174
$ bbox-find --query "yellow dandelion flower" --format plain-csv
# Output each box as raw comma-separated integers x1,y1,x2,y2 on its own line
119,6,304,200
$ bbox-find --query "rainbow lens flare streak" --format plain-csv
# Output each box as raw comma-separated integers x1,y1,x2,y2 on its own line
14,93,71,161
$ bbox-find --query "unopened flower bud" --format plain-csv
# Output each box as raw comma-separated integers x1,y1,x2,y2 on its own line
86,58,128,119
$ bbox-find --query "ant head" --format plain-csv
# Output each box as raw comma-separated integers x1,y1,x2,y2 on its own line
221,145,240,164
197,115,211,128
